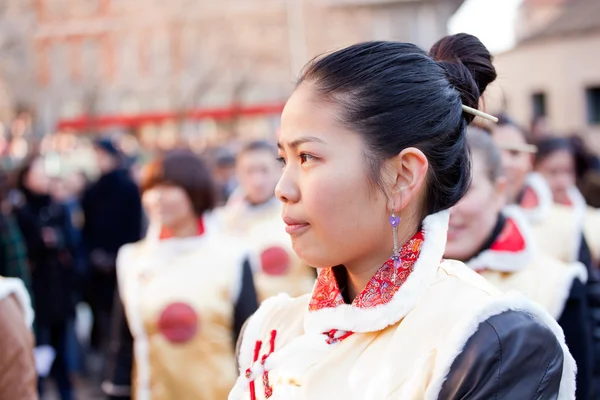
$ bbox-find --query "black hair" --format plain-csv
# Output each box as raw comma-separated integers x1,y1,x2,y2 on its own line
239,140,277,158
534,137,574,167
299,33,497,215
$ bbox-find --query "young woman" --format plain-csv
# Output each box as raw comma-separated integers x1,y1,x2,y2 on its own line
534,137,600,265
446,128,591,399
230,34,574,399
216,140,315,302
103,150,259,400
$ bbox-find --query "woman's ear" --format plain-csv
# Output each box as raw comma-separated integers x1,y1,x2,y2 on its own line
385,147,429,211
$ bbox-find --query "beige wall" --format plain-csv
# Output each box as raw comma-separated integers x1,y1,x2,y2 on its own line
486,32,600,152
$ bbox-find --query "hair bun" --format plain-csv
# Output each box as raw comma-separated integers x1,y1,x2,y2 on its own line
429,33,497,113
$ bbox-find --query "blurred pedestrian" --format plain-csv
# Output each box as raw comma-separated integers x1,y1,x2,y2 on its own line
216,140,315,302
81,138,142,355
14,156,75,400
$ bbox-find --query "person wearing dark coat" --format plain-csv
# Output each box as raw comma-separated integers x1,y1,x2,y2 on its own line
81,138,142,352
14,156,75,400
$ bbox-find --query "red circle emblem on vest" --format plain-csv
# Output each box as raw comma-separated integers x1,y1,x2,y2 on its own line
260,246,290,276
157,302,198,344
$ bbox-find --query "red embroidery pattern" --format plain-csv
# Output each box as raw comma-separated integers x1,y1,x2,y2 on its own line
490,218,526,253
309,230,424,311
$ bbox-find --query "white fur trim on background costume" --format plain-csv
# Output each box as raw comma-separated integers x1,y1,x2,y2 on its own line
0,277,34,327
522,173,553,222
304,210,450,334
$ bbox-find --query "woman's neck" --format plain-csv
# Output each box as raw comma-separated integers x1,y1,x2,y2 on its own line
165,217,200,239
344,224,418,301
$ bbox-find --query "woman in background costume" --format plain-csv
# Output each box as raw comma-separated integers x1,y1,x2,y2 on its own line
103,150,259,400
216,140,315,302
491,119,591,266
230,34,573,400
534,136,600,266
446,128,591,399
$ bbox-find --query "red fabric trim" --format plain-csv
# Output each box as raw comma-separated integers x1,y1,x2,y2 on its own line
489,218,527,253
309,230,424,312
159,218,205,240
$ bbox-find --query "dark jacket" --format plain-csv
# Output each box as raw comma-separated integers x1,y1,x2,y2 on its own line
14,190,75,326
440,310,564,399
81,169,142,309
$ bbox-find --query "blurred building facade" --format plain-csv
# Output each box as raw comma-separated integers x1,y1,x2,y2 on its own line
489,0,600,151
15,0,463,146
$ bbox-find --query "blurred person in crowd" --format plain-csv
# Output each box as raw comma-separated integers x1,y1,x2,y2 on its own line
0,276,38,399
103,150,258,400
566,135,600,207
0,168,32,298
490,117,591,267
49,174,88,376
530,115,552,141
492,120,600,396
446,128,592,399
212,148,237,205
81,138,142,354
216,140,315,302
489,114,536,204
14,156,75,400
534,137,600,266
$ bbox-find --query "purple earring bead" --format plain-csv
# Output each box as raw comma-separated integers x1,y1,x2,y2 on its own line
389,215,401,227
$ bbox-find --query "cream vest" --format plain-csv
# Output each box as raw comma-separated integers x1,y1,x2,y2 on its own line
215,198,315,302
118,213,253,400
567,186,600,263
229,211,576,400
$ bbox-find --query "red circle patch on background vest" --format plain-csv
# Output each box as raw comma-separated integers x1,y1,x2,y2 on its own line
260,246,290,276
157,302,198,344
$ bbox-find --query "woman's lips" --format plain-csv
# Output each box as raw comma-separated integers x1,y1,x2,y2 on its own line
283,216,310,235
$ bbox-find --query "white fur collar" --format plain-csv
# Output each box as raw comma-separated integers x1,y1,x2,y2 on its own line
303,210,449,334
0,277,34,328
521,173,553,222
467,206,536,273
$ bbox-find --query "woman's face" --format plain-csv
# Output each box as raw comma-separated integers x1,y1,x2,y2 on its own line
142,184,196,229
25,158,50,195
491,125,532,203
275,84,391,269
535,149,575,205
446,152,505,261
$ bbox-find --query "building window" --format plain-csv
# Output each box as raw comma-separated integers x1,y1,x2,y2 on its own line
586,87,600,125
532,92,547,119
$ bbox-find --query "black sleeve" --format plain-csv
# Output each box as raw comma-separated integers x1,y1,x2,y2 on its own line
102,289,133,400
558,279,592,400
233,258,259,347
439,310,564,400
579,234,594,273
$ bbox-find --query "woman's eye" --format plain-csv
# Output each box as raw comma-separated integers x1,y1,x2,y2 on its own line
300,153,315,163
276,157,286,166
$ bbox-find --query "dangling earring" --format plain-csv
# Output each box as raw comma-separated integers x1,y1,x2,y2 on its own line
389,206,401,270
